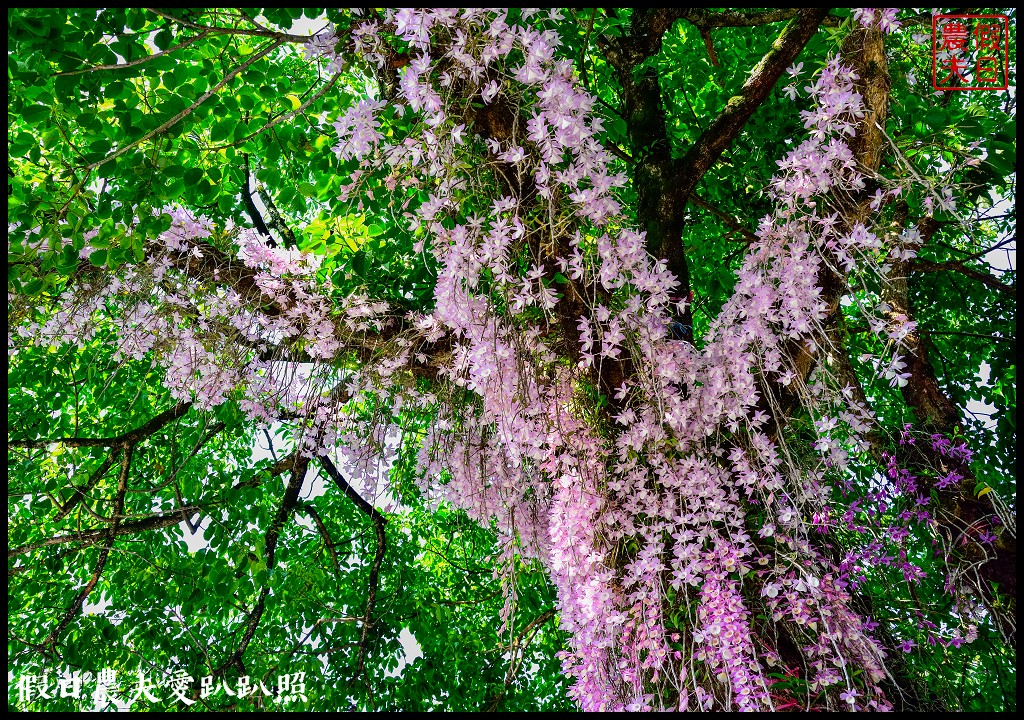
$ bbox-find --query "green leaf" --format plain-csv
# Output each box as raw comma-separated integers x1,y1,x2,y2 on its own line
106,80,130,99
351,249,366,277
20,104,50,124
10,133,35,156
925,109,946,129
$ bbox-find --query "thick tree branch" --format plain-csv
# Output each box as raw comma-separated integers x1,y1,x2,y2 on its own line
602,20,848,700
315,454,386,675
678,8,841,30
219,587,270,676
9,401,191,449
601,9,696,324
603,9,826,332
219,452,308,676
264,454,309,569
243,153,275,245
255,183,298,249
465,86,631,403
233,453,302,490
920,329,1014,344
317,455,387,525
912,259,1015,296
357,509,387,676
8,502,210,558
689,193,758,243
672,9,831,205
884,215,1016,641
157,230,429,368
758,21,892,446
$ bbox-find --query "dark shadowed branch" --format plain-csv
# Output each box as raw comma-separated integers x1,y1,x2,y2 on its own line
44,444,134,651
9,401,192,449
316,454,387,677
912,259,1015,296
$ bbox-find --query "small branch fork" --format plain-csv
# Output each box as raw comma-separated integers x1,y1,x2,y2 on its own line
485,608,556,711
601,8,829,342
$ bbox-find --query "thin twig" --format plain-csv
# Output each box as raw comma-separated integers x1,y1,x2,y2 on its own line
54,31,211,76
81,40,283,175
579,10,597,88
145,8,315,43
689,193,758,242
213,71,342,150
300,504,342,579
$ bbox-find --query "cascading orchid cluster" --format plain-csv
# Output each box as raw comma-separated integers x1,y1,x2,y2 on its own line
9,7,965,713
836,427,986,654
12,208,404,470
309,9,914,710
